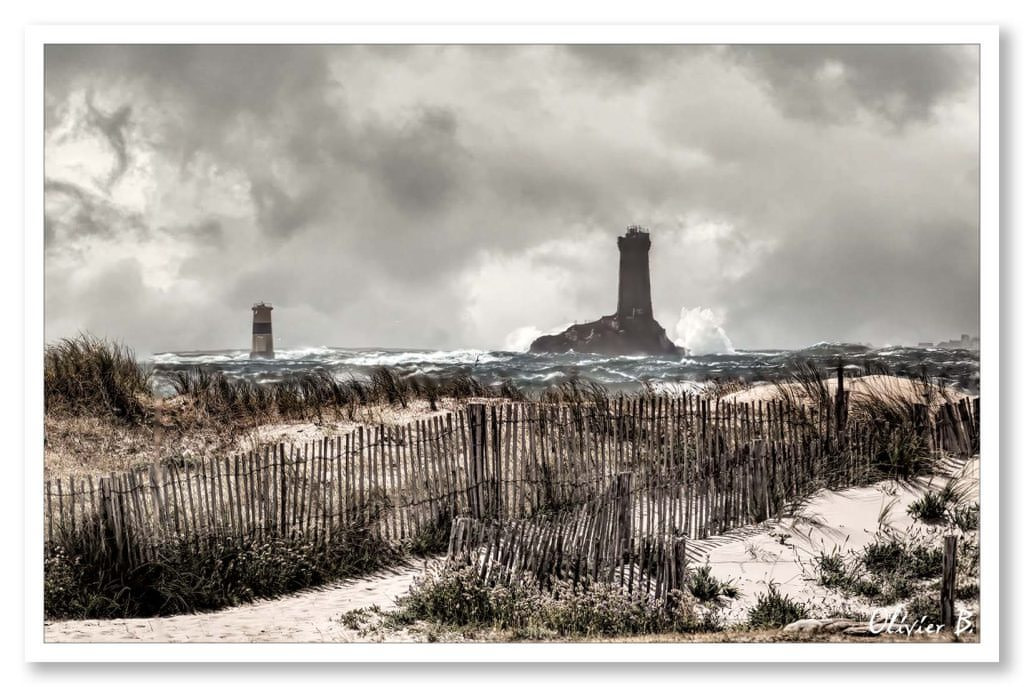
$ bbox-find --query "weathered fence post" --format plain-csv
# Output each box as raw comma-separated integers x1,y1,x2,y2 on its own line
615,472,633,563
98,477,120,560
835,358,846,450
671,536,687,599
467,404,488,520
941,534,958,629
912,403,930,456
446,516,465,559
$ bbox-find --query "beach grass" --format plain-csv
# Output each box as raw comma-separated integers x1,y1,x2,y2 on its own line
383,562,723,640
45,334,153,423
43,335,978,628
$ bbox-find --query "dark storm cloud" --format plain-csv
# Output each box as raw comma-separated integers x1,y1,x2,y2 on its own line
43,180,146,245
726,45,978,126
564,45,704,83
85,95,132,187
46,44,337,153
368,107,465,217
248,178,325,239
43,44,979,354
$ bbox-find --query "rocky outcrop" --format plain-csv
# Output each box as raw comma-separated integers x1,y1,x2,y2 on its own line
530,226,685,356
528,313,684,356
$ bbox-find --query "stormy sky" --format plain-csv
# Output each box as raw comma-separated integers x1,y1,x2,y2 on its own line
43,44,980,355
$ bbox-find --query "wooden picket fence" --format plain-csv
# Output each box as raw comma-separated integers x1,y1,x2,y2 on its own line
446,472,689,606
44,393,979,575
443,395,978,604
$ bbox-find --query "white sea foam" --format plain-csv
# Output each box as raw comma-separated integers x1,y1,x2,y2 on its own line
672,307,735,355
273,346,335,361
146,343,979,395
149,351,250,365
502,322,573,353
340,349,503,367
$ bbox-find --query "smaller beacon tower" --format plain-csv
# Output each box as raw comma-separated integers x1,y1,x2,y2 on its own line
250,302,275,359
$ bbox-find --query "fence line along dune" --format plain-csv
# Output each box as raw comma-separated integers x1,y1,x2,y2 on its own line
46,387,979,611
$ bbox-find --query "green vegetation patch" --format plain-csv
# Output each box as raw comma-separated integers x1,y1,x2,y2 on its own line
746,584,807,629
385,563,723,639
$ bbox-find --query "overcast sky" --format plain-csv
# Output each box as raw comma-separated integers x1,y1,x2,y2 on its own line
44,44,979,355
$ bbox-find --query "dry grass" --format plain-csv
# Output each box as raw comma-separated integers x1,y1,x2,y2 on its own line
45,334,152,423
726,373,966,409
44,397,475,479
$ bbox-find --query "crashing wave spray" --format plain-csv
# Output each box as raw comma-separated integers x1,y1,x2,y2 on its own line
504,323,572,353
673,306,735,355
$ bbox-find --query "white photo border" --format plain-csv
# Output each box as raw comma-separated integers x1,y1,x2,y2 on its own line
24,23,1000,663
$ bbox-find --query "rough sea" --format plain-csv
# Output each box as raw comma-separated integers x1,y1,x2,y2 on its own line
148,343,980,397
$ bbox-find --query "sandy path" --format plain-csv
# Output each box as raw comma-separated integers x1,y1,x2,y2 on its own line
45,459,980,643
44,558,439,643
696,457,979,624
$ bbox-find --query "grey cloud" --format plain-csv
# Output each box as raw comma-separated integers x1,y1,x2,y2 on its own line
724,216,979,348
179,219,224,246
45,258,216,351
43,44,980,353
85,94,132,187
248,178,326,239
563,45,708,85
368,107,465,217
726,45,978,126
44,180,146,246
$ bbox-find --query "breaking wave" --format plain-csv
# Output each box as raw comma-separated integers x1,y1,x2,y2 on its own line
147,343,979,397
673,306,735,355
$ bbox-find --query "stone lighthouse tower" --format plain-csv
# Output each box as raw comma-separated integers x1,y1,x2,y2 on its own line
528,225,680,356
250,302,275,359
616,225,653,320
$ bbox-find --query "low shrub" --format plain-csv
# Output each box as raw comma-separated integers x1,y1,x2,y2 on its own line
44,546,89,619
860,537,943,579
906,487,955,524
872,573,918,606
959,536,981,578
903,593,942,623
956,582,980,600
388,563,721,638
813,548,849,588
746,584,807,629
815,534,958,607
687,565,739,604
951,503,980,532
44,526,398,620
846,576,882,599
338,606,378,630
406,507,454,557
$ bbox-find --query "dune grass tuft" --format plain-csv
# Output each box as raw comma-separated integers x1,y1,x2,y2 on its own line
45,334,152,423
746,583,807,629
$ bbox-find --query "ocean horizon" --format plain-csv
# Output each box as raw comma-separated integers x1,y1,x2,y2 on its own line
147,342,980,396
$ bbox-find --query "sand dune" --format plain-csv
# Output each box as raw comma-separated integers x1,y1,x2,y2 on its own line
698,457,979,625
723,374,972,408
46,458,980,643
